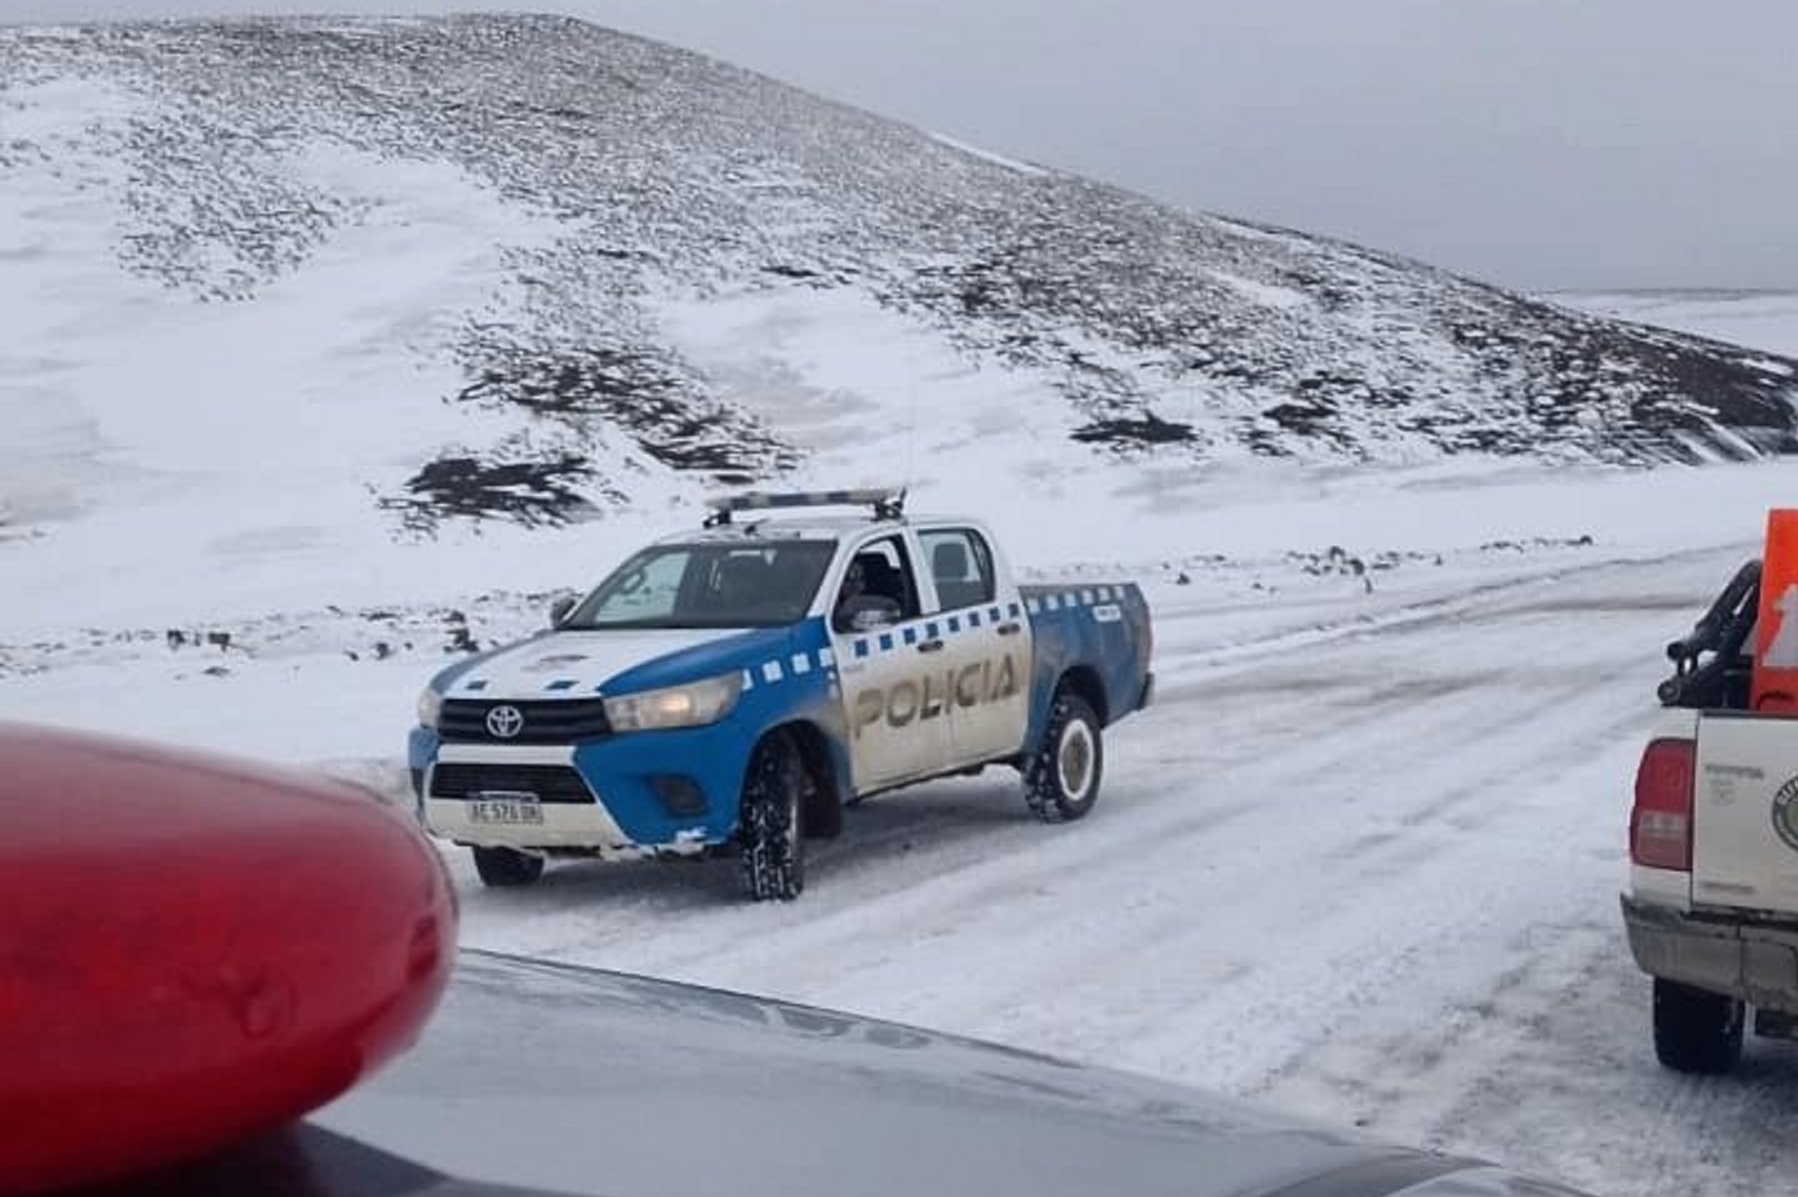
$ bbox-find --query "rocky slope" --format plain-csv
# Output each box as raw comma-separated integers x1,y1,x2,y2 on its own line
2,14,1793,534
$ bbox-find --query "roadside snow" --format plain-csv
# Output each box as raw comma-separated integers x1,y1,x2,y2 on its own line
7,457,1798,1197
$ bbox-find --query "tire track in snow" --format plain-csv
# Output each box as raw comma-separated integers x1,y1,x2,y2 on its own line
832,648,1657,1088
454,548,1714,985
1273,910,1798,1197
447,543,1783,1197
452,656,1514,979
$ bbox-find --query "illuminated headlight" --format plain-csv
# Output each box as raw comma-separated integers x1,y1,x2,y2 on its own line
416,687,443,729
604,672,744,732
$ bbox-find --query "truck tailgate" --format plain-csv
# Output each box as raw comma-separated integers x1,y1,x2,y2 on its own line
1693,711,1798,915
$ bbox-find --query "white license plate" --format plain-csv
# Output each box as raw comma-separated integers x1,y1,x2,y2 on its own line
467,792,544,825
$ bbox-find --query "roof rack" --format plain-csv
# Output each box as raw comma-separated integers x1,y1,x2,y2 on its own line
702,487,906,527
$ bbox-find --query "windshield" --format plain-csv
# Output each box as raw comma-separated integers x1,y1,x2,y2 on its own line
561,540,838,629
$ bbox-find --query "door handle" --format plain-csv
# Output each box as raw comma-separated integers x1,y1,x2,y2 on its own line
917,639,945,654
996,623,1022,637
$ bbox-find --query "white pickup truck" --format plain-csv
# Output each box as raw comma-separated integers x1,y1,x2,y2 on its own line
408,489,1155,902
1623,544,1798,1074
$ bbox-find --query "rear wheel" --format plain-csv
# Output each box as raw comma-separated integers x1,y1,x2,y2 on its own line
1024,691,1103,823
739,732,805,901
471,845,545,888
1653,977,1744,1074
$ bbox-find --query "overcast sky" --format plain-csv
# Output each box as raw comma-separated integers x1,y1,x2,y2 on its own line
4,0,1795,292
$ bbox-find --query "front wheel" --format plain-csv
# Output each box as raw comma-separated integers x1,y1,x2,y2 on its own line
1653,977,1744,1074
471,845,545,888
739,732,806,901
1024,691,1103,823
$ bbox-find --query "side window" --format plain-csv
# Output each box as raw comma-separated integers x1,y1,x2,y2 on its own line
919,528,995,611
835,534,923,630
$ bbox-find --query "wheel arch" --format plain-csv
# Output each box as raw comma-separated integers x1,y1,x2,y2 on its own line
750,720,843,841
1057,665,1109,725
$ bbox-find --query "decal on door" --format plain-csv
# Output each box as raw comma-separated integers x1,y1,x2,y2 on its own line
1773,776,1798,853
851,654,1022,738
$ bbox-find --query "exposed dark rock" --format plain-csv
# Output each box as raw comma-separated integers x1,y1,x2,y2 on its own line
1071,412,1196,448
377,452,607,537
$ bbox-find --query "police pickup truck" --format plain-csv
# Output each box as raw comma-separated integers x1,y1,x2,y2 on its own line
408,489,1155,901
1624,509,1798,1073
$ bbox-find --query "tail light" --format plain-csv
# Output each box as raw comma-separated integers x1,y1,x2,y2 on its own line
1631,737,1696,871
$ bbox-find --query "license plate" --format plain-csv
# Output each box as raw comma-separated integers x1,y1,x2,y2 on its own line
467,791,544,825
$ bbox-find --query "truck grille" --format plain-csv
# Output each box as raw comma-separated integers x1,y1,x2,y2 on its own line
428,763,596,805
437,698,611,744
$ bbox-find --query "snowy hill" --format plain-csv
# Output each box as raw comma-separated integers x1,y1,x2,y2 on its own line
3,12,1797,560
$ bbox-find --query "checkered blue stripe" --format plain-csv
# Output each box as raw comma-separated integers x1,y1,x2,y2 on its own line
739,644,839,693
458,586,1128,696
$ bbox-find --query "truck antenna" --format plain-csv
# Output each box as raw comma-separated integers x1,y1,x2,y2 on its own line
903,375,919,504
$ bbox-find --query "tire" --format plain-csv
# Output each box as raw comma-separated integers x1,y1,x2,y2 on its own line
1653,977,1744,1074
471,845,545,888
1024,690,1103,823
739,732,805,901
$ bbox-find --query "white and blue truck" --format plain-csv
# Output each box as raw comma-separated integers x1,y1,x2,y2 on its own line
408,488,1155,901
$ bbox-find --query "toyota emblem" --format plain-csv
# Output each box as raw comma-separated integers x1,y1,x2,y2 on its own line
485,705,525,740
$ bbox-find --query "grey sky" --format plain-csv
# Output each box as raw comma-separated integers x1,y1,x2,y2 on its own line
4,0,1795,292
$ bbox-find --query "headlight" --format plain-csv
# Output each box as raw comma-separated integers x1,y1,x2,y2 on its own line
417,687,443,729
604,672,744,732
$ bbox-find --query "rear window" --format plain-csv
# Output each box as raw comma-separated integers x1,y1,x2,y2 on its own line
919,527,996,610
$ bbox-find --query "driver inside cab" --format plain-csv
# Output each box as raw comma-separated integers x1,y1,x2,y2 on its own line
833,556,902,632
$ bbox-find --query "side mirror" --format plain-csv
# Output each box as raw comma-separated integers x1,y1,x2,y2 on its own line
832,596,901,635
548,595,576,627
851,608,896,632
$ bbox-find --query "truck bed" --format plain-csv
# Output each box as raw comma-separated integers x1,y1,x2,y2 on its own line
1020,581,1154,727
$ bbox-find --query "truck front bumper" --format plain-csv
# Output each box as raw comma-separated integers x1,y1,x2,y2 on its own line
407,723,755,858
1621,893,1798,1013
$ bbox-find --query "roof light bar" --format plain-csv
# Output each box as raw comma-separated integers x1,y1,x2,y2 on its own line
703,488,906,526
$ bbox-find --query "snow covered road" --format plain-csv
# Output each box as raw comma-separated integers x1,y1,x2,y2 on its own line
6,500,1798,1195
420,542,1798,1197
8,473,1798,1197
